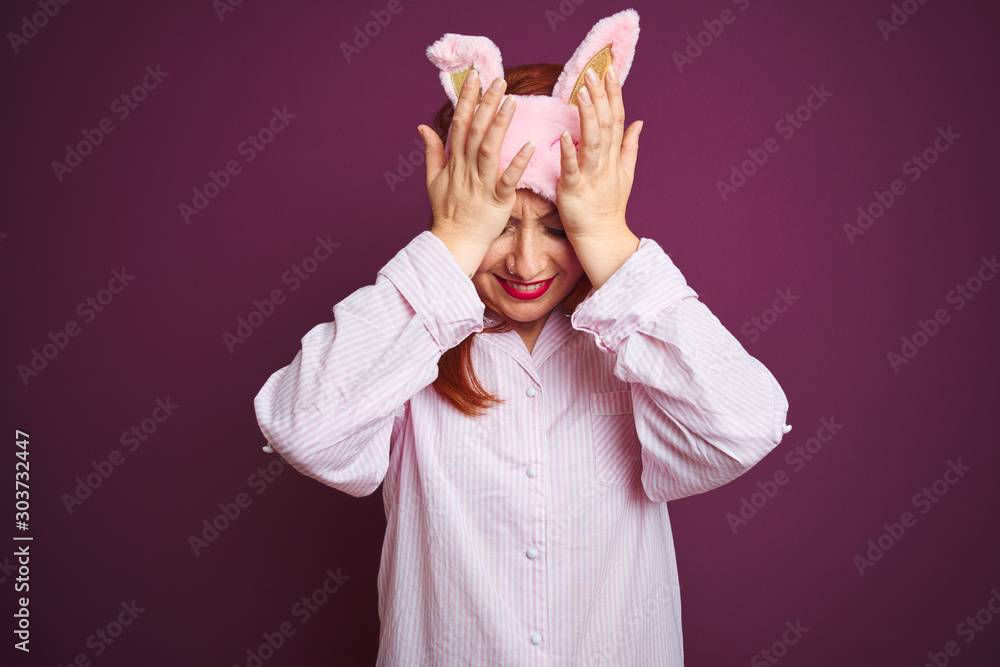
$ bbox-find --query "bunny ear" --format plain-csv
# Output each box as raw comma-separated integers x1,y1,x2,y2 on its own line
552,9,640,105
427,33,505,106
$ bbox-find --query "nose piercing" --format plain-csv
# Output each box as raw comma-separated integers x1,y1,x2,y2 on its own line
508,262,515,273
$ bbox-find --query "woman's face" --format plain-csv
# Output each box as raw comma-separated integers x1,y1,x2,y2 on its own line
472,190,586,330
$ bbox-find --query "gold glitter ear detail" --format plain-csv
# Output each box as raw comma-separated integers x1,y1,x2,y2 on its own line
568,44,614,106
450,66,484,103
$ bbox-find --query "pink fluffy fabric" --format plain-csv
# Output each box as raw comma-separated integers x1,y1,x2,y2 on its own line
427,34,504,106
553,9,640,102
496,95,580,202
427,10,640,203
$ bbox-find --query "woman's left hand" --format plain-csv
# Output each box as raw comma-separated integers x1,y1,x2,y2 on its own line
556,66,643,290
555,65,643,241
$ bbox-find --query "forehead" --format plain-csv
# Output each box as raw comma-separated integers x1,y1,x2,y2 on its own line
511,190,558,220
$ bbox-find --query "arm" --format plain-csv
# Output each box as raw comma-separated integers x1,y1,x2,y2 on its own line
557,64,788,501
258,69,534,497
253,231,484,497
571,239,790,502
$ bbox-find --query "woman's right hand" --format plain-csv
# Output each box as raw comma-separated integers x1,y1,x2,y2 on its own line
418,71,535,277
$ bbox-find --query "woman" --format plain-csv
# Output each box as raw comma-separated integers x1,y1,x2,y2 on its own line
255,11,790,666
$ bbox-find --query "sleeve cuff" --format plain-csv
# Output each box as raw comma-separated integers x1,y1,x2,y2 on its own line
377,230,485,351
570,237,698,354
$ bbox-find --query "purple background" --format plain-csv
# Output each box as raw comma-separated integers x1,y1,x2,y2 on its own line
3,0,999,665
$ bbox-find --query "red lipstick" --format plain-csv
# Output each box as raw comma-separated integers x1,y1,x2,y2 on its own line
495,275,554,301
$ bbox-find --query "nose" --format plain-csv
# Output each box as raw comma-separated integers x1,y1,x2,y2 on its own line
506,227,546,280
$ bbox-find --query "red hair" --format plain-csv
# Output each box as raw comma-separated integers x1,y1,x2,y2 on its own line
427,63,593,417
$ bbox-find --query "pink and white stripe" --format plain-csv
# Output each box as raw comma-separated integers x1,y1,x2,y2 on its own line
255,230,790,666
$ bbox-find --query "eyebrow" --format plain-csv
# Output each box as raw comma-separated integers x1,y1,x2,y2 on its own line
509,210,561,222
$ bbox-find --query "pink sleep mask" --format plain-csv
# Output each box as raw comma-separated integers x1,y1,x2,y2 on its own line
426,9,640,203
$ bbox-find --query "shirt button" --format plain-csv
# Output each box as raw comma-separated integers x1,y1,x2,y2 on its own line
526,466,536,478
782,424,792,434
531,633,542,645
525,386,536,397
526,547,538,559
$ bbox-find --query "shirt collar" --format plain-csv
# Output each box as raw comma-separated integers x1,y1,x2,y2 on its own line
479,308,580,378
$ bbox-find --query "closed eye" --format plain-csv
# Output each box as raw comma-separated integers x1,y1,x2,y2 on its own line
500,225,568,238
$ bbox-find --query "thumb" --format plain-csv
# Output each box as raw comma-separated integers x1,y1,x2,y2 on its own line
419,125,446,188
620,120,642,177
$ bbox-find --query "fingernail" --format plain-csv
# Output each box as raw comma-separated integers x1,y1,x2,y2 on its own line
578,86,591,105
520,140,535,155
468,69,479,81
585,68,598,84
607,66,619,83
500,96,514,113
489,77,504,93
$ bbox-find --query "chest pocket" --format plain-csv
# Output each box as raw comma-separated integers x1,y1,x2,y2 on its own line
590,390,642,488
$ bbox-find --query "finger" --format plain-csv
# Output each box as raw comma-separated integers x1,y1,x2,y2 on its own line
558,130,581,188
605,66,626,160
584,68,614,165
448,69,481,162
465,77,506,167
418,125,446,189
620,120,643,178
478,94,517,181
575,81,600,175
497,140,535,200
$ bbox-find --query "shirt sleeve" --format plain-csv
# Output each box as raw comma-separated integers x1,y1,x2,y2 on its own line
253,231,484,497
570,237,790,502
